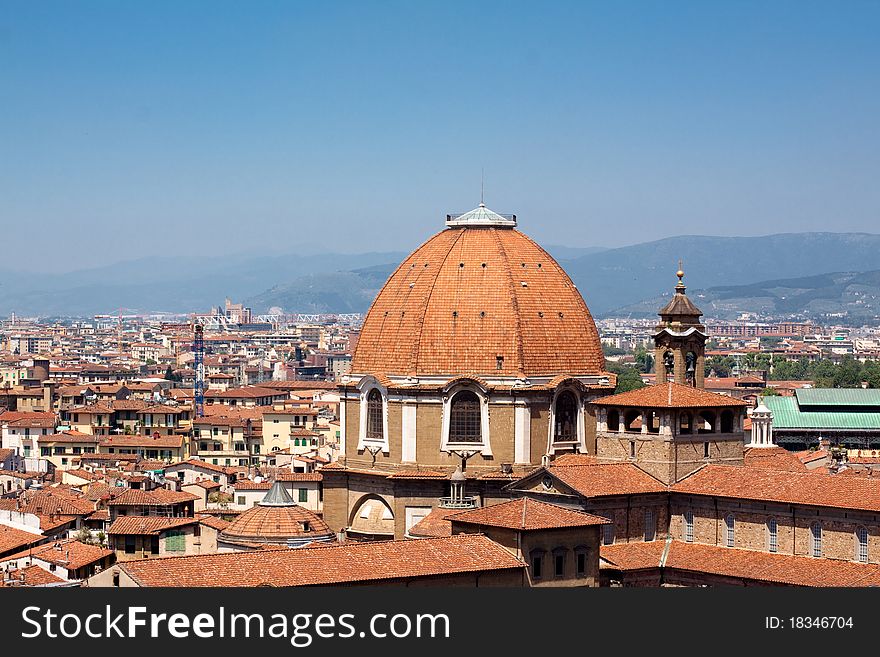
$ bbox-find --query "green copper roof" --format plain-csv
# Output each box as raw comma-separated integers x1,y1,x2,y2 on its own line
795,389,880,408
764,395,880,430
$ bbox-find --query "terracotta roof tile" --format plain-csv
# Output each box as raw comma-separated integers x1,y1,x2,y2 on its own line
600,540,667,571
1,538,112,570
118,534,524,587
743,447,808,472
673,464,880,513
107,488,197,506
0,525,45,555
0,564,66,587
545,462,667,497
663,541,880,587
351,224,606,379
407,507,457,538
107,516,199,535
449,498,609,531
593,382,747,409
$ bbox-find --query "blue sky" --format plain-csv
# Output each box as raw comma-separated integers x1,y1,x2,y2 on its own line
2,1,879,270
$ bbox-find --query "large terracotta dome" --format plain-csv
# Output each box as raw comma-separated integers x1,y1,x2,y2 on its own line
352,204,605,379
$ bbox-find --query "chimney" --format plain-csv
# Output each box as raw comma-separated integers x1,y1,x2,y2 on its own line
42,381,54,412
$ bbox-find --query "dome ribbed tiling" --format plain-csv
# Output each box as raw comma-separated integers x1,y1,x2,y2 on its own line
352,208,605,379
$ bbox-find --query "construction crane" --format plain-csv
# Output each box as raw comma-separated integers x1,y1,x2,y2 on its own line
193,323,205,418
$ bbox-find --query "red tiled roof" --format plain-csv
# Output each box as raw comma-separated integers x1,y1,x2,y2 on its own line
107,488,197,506
407,508,457,538
1,538,112,570
196,515,230,531
593,382,747,409
449,498,609,531
743,447,808,472
673,464,880,513
107,516,199,535
0,411,56,424
0,564,66,587
600,540,667,571
39,431,100,444
545,462,667,497
663,541,880,587
182,479,221,490
0,525,45,555
118,534,524,587
220,504,329,541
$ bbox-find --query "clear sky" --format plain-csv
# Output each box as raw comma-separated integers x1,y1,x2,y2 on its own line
2,1,879,270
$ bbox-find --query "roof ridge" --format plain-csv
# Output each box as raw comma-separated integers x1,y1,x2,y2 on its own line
410,228,467,376
491,228,526,376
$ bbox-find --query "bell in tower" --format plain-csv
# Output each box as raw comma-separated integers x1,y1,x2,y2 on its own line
653,263,708,388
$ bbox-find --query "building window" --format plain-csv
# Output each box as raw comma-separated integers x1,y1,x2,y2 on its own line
602,522,615,546
768,518,778,553
811,522,822,558
644,508,656,542
237,496,245,506
124,536,136,554
630,441,636,459
449,391,481,443
553,391,578,442
576,550,587,577
530,551,544,580
857,526,868,563
553,551,565,578
366,389,384,441
703,442,710,459
166,530,186,552
725,514,735,547
684,511,694,543
298,488,308,503
150,537,160,554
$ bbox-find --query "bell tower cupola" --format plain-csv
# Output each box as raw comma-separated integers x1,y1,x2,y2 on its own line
654,263,707,388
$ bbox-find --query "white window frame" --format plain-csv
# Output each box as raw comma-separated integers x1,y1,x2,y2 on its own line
857,526,868,563
725,514,735,548
768,518,778,553
811,522,822,558
684,511,694,543
440,383,492,457
356,378,389,454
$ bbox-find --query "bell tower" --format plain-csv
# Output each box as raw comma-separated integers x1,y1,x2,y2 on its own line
654,264,707,388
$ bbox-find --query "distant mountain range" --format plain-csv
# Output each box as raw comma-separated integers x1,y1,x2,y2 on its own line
614,270,880,321
0,251,407,317
4,233,880,319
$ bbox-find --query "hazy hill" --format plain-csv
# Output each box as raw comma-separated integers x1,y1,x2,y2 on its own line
611,270,880,322
566,232,880,315
0,251,407,316
5,232,880,317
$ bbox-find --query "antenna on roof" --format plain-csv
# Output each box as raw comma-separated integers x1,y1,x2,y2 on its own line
480,168,485,207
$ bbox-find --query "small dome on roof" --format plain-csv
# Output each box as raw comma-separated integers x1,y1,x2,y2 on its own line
219,480,334,548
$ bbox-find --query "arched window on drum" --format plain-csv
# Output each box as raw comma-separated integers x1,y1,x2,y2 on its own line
449,391,482,443
366,389,384,441
554,391,578,442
